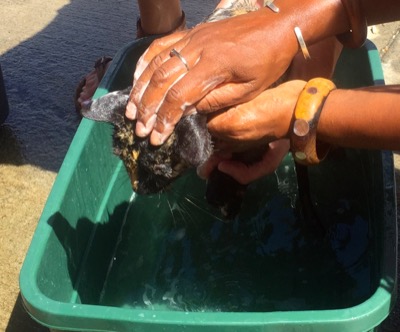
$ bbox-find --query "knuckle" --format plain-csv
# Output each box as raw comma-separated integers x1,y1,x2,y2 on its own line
197,96,215,113
164,85,184,105
151,66,170,86
149,54,165,71
208,98,225,113
148,39,164,53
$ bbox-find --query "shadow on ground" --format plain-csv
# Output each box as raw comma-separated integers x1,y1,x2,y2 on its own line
6,294,48,332
0,0,139,171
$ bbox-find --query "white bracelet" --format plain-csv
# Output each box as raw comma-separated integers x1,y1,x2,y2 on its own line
265,0,280,13
294,26,311,60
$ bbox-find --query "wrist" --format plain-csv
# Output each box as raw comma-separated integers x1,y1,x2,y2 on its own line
269,80,307,141
289,78,336,165
267,0,351,48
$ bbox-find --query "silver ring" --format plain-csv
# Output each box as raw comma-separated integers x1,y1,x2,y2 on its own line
170,48,189,71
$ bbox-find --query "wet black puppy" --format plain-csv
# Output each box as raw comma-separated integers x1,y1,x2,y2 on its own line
81,86,254,219
82,88,212,195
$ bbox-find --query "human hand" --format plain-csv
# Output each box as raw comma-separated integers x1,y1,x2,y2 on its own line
196,80,306,185
197,140,290,185
126,9,298,145
206,80,306,147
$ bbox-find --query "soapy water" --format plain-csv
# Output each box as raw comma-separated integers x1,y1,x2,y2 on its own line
99,153,376,312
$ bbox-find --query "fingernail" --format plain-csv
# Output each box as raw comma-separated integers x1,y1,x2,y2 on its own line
150,130,166,146
135,114,157,137
135,122,146,137
126,101,137,119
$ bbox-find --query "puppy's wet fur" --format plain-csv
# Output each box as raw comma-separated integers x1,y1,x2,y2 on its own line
82,88,212,193
82,88,251,219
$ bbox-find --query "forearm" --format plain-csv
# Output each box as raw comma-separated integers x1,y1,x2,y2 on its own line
254,0,348,53
317,85,400,150
259,0,399,54
137,0,182,34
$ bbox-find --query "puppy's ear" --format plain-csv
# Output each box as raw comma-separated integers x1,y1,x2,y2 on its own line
81,87,131,125
175,114,213,166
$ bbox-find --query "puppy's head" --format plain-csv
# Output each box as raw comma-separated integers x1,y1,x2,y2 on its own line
81,89,212,194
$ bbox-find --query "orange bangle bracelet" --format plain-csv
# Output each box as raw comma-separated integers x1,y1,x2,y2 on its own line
290,78,336,165
336,0,367,48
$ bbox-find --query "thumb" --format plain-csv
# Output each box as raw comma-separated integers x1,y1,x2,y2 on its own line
195,82,260,113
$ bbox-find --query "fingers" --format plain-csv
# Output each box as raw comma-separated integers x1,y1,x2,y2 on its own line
218,140,290,184
197,151,232,180
135,31,188,81
126,31,188,120
197,140,290,185
135,52,190,138
146,60,229,145
128,33,233,145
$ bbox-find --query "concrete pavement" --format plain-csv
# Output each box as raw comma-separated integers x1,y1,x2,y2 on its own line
0,1,399,331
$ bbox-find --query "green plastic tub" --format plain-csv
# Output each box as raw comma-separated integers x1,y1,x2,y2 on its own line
20,37,397,332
